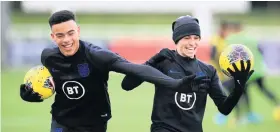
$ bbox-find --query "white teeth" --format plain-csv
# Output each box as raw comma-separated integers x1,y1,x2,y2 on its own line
63,43,72,48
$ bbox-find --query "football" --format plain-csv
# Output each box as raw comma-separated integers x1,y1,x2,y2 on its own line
219,44,254,77
23,65,55,99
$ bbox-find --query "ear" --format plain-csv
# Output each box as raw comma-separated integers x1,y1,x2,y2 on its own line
77,26,80,34
50,33,54,40
50,33,57,46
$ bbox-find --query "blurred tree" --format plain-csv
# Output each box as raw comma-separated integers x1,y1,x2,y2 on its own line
251,1,280,12
11,1,22,12
1,1,11,69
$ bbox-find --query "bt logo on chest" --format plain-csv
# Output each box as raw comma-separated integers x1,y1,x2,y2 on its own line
175,92,196,110
62,81,85,99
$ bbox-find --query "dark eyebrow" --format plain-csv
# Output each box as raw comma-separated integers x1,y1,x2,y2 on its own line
55,30,75,36
55,33,64,36
67,30,75,33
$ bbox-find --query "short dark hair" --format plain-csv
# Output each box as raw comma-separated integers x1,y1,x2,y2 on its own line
232,21,242,30
220,20,231,29
48,10,76,27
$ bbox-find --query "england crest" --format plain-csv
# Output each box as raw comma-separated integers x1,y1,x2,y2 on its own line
77,63,90,77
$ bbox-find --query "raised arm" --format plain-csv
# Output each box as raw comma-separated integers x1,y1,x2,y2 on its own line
209,60,254,115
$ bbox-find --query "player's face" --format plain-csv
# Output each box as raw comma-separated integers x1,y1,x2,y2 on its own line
51,20,80,57
176,35,200,58
220,27,233,39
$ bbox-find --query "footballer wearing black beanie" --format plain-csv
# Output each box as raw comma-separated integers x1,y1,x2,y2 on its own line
172,15,201,44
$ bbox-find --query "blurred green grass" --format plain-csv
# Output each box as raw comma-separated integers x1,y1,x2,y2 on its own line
2,70,280,132
11,12,280,26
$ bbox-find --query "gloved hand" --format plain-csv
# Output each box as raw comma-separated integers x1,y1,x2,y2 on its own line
192,75,211,93
20,84,43,102
227,60,254,89
146,48,172,66
177,75,211,93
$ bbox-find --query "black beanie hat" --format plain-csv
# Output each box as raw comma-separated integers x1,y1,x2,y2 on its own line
172,15,201,44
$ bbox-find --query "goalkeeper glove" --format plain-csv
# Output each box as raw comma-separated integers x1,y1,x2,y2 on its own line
20,84,43,102
227,60,254,90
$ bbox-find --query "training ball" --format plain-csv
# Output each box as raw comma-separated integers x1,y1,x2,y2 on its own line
219,44,254,77
23,65,55,99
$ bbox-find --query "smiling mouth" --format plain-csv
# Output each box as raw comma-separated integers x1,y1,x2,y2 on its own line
62,43,73,50
185,47,196,51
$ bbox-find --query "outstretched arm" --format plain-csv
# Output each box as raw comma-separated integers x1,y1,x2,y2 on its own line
111,59,181,90
89,47,203,92
87,46,181,89
121,74,145,91
112,60,208,93
121,49,173,91
121,57,164,91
